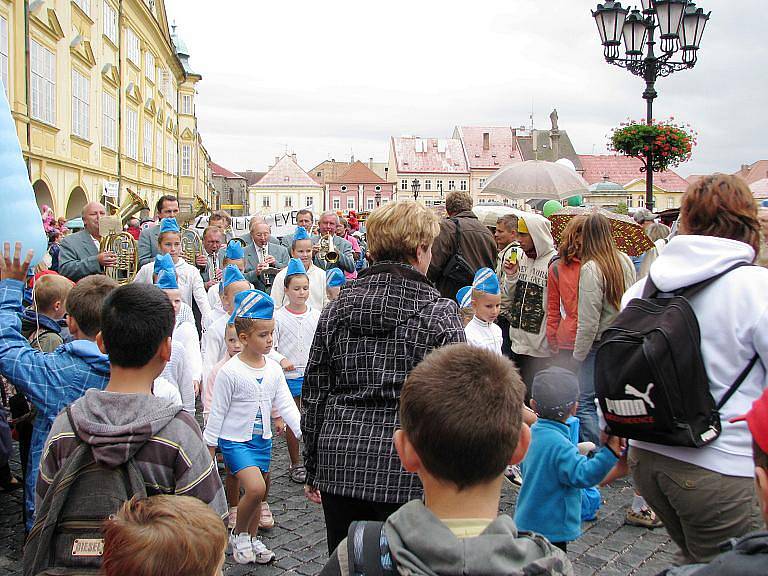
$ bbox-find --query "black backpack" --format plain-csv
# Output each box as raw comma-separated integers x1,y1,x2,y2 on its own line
23,407,147,576
345,521,398,576
595,263,759,448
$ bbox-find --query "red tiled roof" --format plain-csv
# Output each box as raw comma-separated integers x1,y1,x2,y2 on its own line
392,137,469,174
254,155,321,188
456,126,520,170
579,155,689,192
330,161,386,184
210,162,245,180
734,160,768,185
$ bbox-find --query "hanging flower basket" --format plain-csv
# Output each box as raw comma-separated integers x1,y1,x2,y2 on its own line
608,118,697,173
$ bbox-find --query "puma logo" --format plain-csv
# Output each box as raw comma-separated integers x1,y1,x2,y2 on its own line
625,383,655,409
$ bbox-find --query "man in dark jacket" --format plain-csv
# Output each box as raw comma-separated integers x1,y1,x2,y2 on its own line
427,191,497,299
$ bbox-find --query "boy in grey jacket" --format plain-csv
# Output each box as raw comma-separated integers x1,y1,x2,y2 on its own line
319,344,571,576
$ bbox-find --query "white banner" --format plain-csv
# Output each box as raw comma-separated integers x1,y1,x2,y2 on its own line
103,181,119,198
191,209,301,239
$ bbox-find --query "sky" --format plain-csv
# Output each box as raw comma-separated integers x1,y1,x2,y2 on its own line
163,0,766,178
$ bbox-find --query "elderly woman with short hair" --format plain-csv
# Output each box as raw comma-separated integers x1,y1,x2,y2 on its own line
302,201,466,553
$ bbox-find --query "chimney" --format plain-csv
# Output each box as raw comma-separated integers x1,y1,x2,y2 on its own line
290,153,297,163
350,154,355,163
741,164,749,173
369,157,374,169
482,132,490,151
331,158,335,163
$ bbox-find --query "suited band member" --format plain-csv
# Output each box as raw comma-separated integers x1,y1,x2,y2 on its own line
58,202,117,282
243,217,289,293
138,195,180,267
312,211,356,273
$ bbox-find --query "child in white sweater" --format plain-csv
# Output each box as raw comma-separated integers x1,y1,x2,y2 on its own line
462,267,503,355
273,259,321,484
203,289,300,566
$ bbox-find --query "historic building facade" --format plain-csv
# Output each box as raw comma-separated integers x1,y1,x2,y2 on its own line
1,0,211,219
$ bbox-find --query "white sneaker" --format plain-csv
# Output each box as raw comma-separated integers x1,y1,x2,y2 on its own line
251,536,276,564
230,532,255,564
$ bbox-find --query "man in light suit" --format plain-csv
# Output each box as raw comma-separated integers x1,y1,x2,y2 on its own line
58,202,117,282
243,217,289,293
312,211,356,273
137,195,179,267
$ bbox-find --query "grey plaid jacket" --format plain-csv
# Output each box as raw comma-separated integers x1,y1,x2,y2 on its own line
303,262,466,504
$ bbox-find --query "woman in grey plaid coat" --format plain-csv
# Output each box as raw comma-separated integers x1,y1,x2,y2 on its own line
302,201,466,553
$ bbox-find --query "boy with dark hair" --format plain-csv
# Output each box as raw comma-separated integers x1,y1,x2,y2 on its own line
0,243,117,530
657,388,768,575
35,282,227,516
320,343,571,576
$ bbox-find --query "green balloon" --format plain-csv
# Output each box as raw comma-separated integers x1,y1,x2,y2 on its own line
567,195,582,207
542,200,564,218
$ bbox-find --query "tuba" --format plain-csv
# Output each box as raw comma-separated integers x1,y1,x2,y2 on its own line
318,233,339,264
100,189,147,285
179,194,212,266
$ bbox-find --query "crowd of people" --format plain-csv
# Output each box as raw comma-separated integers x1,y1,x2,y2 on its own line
0,174,766,575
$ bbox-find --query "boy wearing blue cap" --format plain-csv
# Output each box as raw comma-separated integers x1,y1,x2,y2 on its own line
271,227,327,311
207,239,246,320
273,258,321,483
153,255,201,414
462,267,503,355
325,267,345,302
133,217,212,327
204,290,301,565
455,285,475,327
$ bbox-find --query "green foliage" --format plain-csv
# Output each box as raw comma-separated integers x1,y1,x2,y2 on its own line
614,201,629,215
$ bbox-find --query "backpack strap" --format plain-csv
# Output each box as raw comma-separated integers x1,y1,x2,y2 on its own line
450,218,464,257
716,354,760,411
642,262,752,300
346,520,397,576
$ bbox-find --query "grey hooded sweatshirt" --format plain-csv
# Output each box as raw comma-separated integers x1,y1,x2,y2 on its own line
36,388,227,517
320,500,573,576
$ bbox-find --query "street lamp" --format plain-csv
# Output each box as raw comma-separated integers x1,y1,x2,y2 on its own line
411,179,420,201
438,182,443,203
592,0,710,210
375,185,382,208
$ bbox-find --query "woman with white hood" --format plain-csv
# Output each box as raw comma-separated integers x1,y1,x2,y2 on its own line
625,175,768,564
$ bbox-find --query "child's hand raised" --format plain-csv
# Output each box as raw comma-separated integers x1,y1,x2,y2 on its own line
0,242,33,282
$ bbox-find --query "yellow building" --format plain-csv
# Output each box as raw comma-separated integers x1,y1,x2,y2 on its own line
0,0,211,220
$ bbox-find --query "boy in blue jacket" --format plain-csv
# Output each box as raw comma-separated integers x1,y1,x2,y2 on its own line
514,367,620,551
0,242,117,530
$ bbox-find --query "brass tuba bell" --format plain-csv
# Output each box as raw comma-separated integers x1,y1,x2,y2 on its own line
179,194,212,266
318,233,339,264
101,188,147,285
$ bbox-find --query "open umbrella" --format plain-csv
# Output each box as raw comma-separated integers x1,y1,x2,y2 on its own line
472,205,527,228
65,217,84,230
482,160,589,201
548,206,655,257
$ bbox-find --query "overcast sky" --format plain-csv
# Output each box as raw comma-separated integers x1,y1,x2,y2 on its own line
164,0,765,177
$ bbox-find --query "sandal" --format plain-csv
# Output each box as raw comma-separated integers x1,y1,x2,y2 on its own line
289,465,307,484
259,502,275,530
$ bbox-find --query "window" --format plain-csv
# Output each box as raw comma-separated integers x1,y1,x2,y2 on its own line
424,179,431,191
400,179,407,190
102,92,116,150
126,28,140,66
627,196,633,208
637,196,644,208
479,178,486,189
30,40,56,124
156,67,165,95
347,197,355,210
436,179,443,191
332,198,340,210
181,94,192,115
142,119,152,164
181,144,191,176
460,180,467,191
103,2,118,44
381,198,389,205
71,70,90,139
155,127,162,170
284,196,293,208
145,52,155,83
448,180,455,191
340,185,347,192
262,196,270,208
305,196,313,207
126,108,138,159
0,16,8,98
166,136,173,174
73,0,90,15
667,196,674,209
367,198,374,210
168,82,176,111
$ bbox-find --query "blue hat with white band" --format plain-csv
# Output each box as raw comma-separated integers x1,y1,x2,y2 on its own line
159,217,180,234
456,286,472,308
326,267,346,288
225,239,244,260
286,258,306,277
228,289,274,324
472,267,500,295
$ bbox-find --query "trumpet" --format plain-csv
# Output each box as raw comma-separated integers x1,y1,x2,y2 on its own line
101,189,147,285
318,233,339,264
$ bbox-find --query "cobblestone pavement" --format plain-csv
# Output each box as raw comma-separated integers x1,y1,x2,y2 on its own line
0,436,675,576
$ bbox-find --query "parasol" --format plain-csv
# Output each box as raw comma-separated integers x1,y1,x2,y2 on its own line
482,160,589,201
472,205,528,228
548,206,655,257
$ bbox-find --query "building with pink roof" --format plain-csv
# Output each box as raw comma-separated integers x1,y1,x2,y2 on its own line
247,154,323,214
452,126,521,203
326,161,395,213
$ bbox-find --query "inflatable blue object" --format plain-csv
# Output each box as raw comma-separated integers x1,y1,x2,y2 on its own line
0,82,47,265
566,416,603,522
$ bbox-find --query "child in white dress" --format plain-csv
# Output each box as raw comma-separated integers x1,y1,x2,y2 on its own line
462,267,503,355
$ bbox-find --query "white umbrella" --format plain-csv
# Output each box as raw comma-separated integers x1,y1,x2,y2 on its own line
472,205,528,228
483,160,589,201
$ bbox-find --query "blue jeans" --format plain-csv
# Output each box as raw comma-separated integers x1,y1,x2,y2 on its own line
576,349,600,445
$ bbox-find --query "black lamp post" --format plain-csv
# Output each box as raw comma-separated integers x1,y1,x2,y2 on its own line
592,0,710,210
411,179,420,201
438,182,443,203
375,185,382,208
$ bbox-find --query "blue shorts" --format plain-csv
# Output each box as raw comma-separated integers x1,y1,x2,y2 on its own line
219,432,273,475
286,377,303,397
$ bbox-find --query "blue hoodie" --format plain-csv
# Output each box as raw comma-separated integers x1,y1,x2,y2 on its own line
0,279,110,530
514,418,617,543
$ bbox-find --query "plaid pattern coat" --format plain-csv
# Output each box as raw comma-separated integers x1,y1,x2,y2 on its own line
302,262,465,504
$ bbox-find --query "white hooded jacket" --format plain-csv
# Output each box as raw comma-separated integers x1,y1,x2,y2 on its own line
623,235,768,477
502,213,557,357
